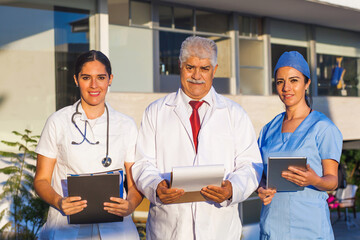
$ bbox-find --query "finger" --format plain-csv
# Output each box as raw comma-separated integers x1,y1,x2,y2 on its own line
158,192,184,201
161,194,183,204
66,196,82,202
201,187,225,199
104,202,128,210
159,189,184,199
64,204,87,215
62,200,87,209
107,210,130,217
287,167,306,176
108,197,126,204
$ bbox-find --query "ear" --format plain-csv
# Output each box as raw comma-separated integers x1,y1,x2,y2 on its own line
73,75,79,87
305,78,311,91
212,64,218,78
109,74,113,86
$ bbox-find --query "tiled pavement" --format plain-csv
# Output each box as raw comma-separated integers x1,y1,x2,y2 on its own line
332,211,360,240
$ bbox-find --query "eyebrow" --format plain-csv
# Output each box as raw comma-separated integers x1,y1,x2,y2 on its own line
80,73,107,76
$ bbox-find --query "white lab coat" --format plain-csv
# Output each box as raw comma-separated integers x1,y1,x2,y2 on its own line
36,101,139,240
132,87,263,240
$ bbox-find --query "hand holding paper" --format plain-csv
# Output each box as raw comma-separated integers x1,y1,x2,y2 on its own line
58,196,87,216
156,180,184,204
200,180,232,203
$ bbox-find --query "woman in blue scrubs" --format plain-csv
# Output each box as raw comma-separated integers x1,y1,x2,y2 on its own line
257,51,343,239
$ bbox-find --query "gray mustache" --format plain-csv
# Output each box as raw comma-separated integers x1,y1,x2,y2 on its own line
186,79,206,84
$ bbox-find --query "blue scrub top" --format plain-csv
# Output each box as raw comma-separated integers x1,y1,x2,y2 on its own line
258,111,343,240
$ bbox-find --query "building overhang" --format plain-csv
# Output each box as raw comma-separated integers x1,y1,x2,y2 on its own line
167,0,360,32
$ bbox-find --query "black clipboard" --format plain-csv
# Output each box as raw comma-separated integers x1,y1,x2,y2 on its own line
67,169,124,224
267,157,307,192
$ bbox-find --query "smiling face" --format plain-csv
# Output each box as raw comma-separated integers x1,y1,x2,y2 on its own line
74,60,113,110
180,56,218,100
275,66,311,109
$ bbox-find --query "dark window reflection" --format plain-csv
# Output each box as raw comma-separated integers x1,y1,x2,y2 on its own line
174,7,193,30
159,5,172,28
159,31,191,75
317,54,359,97
196,10,228,34
54,7,89,110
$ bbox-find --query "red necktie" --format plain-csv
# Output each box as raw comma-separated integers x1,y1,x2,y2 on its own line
189,101,204,152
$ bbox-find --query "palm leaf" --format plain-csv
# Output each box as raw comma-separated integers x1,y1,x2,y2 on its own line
24,163,36,172
1,140,19,147
12,131,23,137
0,166,20,175
0,221,12,232
0,151,20,159
24,129,32,134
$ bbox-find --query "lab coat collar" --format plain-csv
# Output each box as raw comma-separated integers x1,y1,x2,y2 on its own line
166,86,227,109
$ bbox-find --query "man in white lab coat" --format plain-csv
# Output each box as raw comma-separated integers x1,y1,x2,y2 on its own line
132,36,263,240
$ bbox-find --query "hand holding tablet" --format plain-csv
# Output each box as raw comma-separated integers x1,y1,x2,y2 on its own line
267,157,307,192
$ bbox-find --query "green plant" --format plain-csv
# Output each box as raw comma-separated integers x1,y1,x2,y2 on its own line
0,129,48,239
340,149,360,211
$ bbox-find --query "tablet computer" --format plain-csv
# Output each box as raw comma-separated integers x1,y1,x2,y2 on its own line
67,169,124,224
266,157,307,192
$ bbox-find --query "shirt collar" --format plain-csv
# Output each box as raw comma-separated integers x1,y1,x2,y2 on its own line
179,88,213,107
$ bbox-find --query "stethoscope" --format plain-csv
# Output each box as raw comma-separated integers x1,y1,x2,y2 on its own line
71,101,112,167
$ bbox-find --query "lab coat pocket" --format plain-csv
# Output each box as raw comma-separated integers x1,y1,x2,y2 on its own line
290,198,325,239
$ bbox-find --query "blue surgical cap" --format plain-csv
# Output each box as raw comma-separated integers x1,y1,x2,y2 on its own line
274,51,310,79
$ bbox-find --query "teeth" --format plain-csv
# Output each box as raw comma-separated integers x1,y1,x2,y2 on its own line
89,92,100,95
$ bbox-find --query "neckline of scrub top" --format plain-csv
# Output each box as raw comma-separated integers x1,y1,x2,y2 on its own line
280,111,314,142
282,132,292,143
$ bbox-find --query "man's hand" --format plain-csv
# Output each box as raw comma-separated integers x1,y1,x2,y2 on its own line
200,180,232,203
156,180,184,204
58,196,87,215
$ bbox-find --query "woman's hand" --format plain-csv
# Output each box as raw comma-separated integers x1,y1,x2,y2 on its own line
58,196,87,215
257,187,276,205
282,164,320,187
104,197,135,217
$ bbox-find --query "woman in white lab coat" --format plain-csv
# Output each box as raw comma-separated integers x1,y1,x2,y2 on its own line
34,50,142,240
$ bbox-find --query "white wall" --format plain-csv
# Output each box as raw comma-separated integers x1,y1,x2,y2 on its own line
107,92,360,141
0,6,56,150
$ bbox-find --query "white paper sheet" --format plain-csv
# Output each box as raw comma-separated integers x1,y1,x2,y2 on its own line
171,165,224,192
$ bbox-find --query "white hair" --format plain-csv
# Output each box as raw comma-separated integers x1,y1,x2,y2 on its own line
179,36,217,67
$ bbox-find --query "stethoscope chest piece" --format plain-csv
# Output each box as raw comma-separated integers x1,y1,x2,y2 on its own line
102,157,112,168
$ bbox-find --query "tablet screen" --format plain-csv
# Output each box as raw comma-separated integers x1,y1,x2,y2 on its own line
267,157,307,192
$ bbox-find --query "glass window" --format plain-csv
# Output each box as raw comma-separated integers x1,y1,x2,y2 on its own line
54,7,90,109
239,16,262,37
271,44,308,94
159,31,191,76
317,54,360,97
131,0,151,26
159,5,172,28
109,0,129,26
174,7,193,30
196,10,228,34
239,39,264,95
